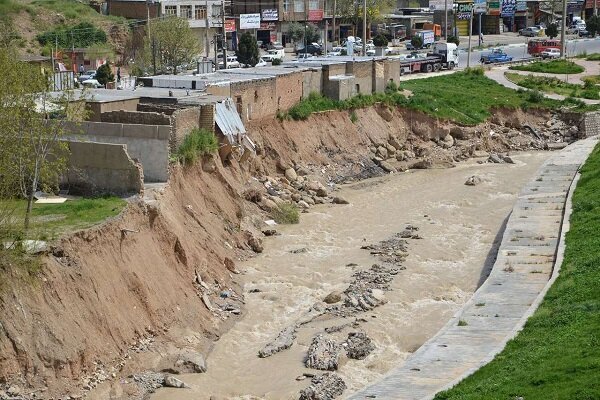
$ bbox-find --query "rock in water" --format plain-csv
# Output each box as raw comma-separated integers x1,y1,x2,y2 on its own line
259,325,297,358
175,350,207,373
465,175,483,186
501,154,515,164
299,373,346,400
346,332,375,360
163,376,189,388
323,291,343,304
248,235,264,253
305,334,340,371
487,153,503,164
332,197,349,205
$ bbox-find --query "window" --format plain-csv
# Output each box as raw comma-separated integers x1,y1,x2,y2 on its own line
309,0,319,10
164,5,177,16
283,0,291,12
211,4,221,18
195,5,207,19
294,0,304,13
180,5,192,19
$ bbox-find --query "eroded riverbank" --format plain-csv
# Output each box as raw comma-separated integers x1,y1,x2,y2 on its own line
151,151,551,400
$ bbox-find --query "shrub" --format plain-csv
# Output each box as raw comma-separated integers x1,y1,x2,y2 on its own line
175,128,219,165
527,89,544,103
546,23,559,39
373,34,388,47
271,203,299,224
385,80,399,93
271,58,282,66
447,35,460,45
236,32,259,67
95,63,114,86
349,110,358,123
410,35,423,49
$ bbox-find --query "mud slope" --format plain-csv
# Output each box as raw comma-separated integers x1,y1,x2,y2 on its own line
0,105,565,397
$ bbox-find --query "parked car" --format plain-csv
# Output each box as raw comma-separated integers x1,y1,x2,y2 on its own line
78,70,96,82
540,48,561,59
518,27,540,37
296,44,322,55
480,48,513,63
296,53,315,61
81,78,102,88
261,48,285,62
329,46,343,56
217,55,240,69
578,28,592,37
267,41,284,50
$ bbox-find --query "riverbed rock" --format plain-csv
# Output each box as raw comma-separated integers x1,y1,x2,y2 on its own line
260,198,278,211
388,136,403,150
346,332,375,360
441,134,455,148
248,235,264,253
316,187,328,197
175,350,207,373
410,159,433,169
299,373,346,400
276,159,292,171
487,153,503,163
379,161,396,173
472,150,489,158
385,143,396,156
465,175,483,186
259,325,297,358
285,168,298,182
163,376,189,388
376,146,388,159
501,154,515,164
323,291,343,304
305,335,340,371
449,126,469,140
298,200,311,209
332,196,349,205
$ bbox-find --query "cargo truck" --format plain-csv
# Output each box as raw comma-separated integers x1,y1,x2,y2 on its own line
399,42,459,74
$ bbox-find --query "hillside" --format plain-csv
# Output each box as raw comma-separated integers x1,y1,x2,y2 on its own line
0,0,131,58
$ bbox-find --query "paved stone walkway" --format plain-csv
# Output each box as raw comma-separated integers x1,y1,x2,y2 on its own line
347,136,599,400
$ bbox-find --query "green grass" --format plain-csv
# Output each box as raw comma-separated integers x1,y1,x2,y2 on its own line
434,143,600,400
271,203,300,224
509,59,585,74
0,196,126,240
175,128,219,165
506,73,600,100
576,52,600,61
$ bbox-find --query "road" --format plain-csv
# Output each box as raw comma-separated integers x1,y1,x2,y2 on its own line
459,37,600,67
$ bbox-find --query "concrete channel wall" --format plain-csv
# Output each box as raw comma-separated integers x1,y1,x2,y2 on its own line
347,136,599,400
64,121,170,183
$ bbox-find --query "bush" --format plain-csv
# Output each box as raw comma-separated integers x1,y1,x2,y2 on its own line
527,89,544,103
271,203,299,224
349,110,358,123
447,35,460,45
95,63,114,86
175,128,219,165
271,58,282,66
373,34,388,47
411,35,423,49
546,23,559,39
36,22,107,48
385,80,399,93
236,32,259,67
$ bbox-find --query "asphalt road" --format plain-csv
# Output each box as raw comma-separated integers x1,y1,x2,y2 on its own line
460,37,600,67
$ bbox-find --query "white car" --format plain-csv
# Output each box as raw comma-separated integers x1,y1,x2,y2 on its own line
541,48,561,59
218,55,240,69
255,58,267,67
81,78,102,88
296,53,315,61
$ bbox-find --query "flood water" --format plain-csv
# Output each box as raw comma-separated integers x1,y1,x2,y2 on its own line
152,152,551,400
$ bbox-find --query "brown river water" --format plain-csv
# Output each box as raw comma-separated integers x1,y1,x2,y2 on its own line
152,151,550,400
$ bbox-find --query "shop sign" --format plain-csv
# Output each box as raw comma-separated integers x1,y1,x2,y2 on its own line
225,19,236,32
487,0,501,15
474,0,487,13
308,9,324,21
500,0,516,17
240,13,260,29
262,8,278,21
260,22,277,30
456,3,473,19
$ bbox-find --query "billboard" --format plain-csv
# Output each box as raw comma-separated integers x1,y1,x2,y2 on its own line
500,0,516,16
474,0,486,13
240,13,260,29
516,0,527,11
225,19,236,32
487,0,501,15
456,2,473,19
262,8,278,21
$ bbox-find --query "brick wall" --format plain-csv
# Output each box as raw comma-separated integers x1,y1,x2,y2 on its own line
230,78,277,123
107,0,159,19
171,107,201,152
199,104,215,132
275,71,303,112
100,110,171,125
346,60,373,95
384,59,401,85
302,69,323,99
87,99,140,121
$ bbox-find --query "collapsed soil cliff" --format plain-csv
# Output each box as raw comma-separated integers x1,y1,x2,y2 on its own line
0,105,575,398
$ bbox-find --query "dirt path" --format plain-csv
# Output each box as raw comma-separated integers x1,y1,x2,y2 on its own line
151,152,551,400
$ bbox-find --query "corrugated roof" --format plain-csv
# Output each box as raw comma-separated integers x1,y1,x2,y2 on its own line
215,98,245,144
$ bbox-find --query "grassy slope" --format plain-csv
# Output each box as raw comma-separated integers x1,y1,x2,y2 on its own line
285,71,590,125
506,72,600,100
509,59,585,74
434,143,600,400
2,197,126,239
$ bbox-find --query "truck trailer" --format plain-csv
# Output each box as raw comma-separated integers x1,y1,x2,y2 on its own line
399,42,459,74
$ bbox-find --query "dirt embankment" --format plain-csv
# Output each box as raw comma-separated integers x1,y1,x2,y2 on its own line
0,105,576,399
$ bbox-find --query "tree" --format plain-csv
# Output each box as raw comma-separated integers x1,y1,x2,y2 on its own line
287,22,305,43
138,16,202,75
95,63,114,86
447,35,460,45
546,23,559,39
236,32,259,67
305,24,321,44
0,46,80,231
411,35,423,49
334,0,395,40
587,15,600,37
373,34,388,47
286,22,320,45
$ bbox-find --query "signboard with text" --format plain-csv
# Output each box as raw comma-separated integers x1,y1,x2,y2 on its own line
456,3,473,19
261,8,278,21
308,9,324,21
429,0,446,10
240,13,260,29
500,0,516,17
260,22,277,30
474,0,486,13
487,0,500,15
225,19,236,32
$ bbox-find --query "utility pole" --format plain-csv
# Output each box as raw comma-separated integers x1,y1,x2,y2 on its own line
324,0,328,55
561,0,567,58
444,0,448,40
333,0,337,43
595,0,597,17
362,0,366,55
304,0,308,52
205,0,210,57
478,12,482,46
222,0,227,68
467,7,473,68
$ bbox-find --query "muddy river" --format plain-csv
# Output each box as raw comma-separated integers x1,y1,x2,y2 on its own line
152,152,550,400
